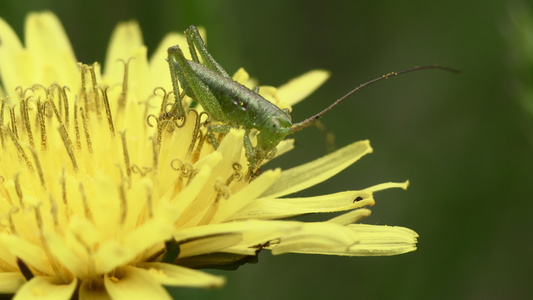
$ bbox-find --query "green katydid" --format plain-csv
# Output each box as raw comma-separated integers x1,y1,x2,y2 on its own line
166,25,459,176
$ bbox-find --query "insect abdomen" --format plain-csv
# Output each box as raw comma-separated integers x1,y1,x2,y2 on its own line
189,61,283,129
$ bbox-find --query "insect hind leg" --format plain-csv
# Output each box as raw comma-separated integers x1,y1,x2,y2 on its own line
185,26,230,78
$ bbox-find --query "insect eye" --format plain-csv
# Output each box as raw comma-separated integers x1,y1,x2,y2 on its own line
269,118,280,133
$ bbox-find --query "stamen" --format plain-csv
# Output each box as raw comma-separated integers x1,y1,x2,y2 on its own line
79,64,89,123
73,100,81,150
15,86,24,100
0,176,13,206
52,84,63,123
190,111,210,163
170,159,196,184
61,86,70,129
146,114,158,128
50,84,71,130
131,165,151,177
79,183,94,223
20,97,34,148
7,207,18,234
198,179,230,225
118,181,127,226
169,159,195,196
14,173,24,208
59,125,78,172
61,168,67,206
89,64,101,120
190,130,206,163
37,101,47,150
29,147,46,187
226,162,243,186
119,131,131,179
147,116,164,148
80,108,93,154
117,58,132,112
44,96,63,124
34,207,68,282
9,107,18,140
73,232,96,276
214,179,231,203
48,194,60,228
100,86,115,137
186,109,202,161
60,168,71,222
149,136,158,176
145,185,153,219
6,127,34,173
153,87,169,116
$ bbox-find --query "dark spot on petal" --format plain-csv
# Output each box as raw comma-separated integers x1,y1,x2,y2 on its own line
353,196,363,203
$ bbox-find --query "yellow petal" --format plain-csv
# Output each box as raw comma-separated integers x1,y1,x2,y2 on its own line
96,217,173,274
0,234,54,275
232,67,250,84
147,27,205,93
327,208,372,225
273,223,418,256
103,20,143,83
271,222,355,255
46,232,87,279
170,162,216,215
149,32,186,92
365,180,409,192
138,262,225,288
212,168,281,223
177,130,244,228
343,224,419,256
104,266,171,300
0,16,24,96
277,69,330,106
13,276,77,300
178,233,242,258
127,46,152,105
173,220,300,245
229,190,373,220
25,12,79,88
261,140,373,198
0,273,25,293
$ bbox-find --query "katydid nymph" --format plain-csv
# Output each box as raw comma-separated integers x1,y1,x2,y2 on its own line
166,25,459,178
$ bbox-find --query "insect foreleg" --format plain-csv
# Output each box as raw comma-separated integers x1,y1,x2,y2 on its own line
242,130,257,171
206,125,262,175
206,124,232,149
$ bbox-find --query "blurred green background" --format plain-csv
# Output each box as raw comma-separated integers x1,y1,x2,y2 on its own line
1,0,531,299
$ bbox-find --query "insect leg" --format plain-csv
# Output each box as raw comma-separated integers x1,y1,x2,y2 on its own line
207,124,232,149
166,50,186,118
242,130,257,171
167,45,227,121
185,25,230,78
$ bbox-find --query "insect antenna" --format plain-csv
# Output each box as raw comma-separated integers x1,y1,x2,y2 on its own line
290,65,460,133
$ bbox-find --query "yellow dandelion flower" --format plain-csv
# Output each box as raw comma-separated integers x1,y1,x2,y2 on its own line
0,12,418,299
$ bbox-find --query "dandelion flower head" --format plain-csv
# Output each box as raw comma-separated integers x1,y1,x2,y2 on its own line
0,12,418,299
